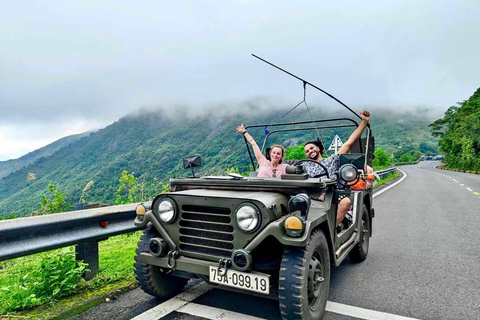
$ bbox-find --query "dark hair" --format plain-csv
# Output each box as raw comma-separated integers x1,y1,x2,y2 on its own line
304,139,325,155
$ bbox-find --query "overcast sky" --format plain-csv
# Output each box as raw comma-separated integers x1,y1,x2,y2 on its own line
1,0,479,160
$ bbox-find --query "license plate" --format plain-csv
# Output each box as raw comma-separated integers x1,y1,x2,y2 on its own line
209,266,270,295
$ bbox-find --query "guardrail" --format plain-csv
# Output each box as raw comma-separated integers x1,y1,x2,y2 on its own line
392,160,420,166
374,167,397,179
0,165,406,279
0,203,146,279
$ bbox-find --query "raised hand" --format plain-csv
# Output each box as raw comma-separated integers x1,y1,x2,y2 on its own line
236,123,246,133
359,110,370,122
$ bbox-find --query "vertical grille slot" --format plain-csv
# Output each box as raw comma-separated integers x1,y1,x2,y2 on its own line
179,205,234,258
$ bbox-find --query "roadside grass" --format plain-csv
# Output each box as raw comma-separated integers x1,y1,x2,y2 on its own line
373,171,399,189
0,230,142,316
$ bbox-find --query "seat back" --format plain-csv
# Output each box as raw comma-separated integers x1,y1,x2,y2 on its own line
349,137,374,166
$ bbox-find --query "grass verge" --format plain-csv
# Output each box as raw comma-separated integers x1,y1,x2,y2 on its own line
373,171,400,189
0,231,142,317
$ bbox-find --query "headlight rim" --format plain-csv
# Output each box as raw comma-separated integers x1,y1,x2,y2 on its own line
339,164,359,183
153,197,177,224
235,202,261,233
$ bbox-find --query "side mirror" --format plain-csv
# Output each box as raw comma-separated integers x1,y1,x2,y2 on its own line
183,155,202,177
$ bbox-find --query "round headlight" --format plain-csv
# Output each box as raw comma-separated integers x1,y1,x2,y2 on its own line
339,164,358,182
235,203,260,232
156,198,176,223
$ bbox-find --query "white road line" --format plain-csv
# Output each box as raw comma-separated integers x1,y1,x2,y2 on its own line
178,302,265,320
131,282,212,320
326,301,421,320
373,168,407,198
466,187,472,191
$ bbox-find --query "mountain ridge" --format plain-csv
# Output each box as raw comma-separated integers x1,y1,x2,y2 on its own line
0,132,92,179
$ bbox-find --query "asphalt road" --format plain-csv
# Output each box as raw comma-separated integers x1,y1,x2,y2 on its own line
70,162,480,320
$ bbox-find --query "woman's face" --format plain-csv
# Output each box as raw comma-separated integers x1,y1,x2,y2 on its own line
304,143,320,160
270,147,283,164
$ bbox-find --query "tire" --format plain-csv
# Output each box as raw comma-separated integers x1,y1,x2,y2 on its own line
134,227,188,298
349,205,370,262
278,230,331,320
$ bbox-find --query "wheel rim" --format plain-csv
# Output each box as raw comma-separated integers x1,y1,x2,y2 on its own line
307,252,325,309
361,212,369,252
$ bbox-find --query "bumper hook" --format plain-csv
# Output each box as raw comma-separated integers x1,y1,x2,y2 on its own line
167,250,179,269
217,258,231,277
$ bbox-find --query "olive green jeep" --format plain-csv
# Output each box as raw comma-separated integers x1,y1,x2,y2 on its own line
133,118,374,320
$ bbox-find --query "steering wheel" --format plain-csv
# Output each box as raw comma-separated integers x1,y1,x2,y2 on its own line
292,159,330,179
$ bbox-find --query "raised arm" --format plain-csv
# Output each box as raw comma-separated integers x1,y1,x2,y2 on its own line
236,123,264,162
338,111,370,155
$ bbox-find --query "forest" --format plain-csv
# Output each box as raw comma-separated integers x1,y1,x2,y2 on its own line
429,88,480,172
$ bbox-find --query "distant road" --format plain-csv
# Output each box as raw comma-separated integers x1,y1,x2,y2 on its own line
69,162,480,320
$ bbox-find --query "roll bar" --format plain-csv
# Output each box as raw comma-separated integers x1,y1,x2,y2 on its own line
243,118,372,171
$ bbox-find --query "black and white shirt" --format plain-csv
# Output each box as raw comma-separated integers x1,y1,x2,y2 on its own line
302,154,339,178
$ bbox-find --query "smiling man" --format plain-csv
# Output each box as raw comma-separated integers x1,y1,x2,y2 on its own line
303,110,371,227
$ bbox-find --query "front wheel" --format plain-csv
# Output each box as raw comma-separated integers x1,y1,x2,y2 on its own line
134,227,188,298
278,230,331,320
349,205,370,262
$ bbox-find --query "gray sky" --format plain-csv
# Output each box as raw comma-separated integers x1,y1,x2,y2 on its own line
1,0,479,160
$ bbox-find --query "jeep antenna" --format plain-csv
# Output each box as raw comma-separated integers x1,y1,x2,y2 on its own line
251,54,361,121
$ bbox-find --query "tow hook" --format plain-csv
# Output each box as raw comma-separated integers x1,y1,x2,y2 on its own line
167,250,180,269
217,258,231,277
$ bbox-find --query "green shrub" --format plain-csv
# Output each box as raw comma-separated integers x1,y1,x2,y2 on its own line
0,252,88,313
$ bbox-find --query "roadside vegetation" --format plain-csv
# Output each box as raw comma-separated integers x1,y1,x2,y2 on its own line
429,87,480,172
0,231,141,315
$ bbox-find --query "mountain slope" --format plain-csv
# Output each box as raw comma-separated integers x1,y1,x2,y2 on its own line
0,107,438,217
0,132,91,178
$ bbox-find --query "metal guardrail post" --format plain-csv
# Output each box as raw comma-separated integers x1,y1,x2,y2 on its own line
74,203,99,280
76,241,99,280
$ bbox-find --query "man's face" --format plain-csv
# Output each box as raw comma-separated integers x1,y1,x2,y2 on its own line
304,143,320,160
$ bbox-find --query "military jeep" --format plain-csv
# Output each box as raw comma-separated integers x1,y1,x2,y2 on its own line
133,118,374,320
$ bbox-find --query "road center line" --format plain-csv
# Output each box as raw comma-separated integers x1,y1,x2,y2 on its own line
466,187,472,191
326,301,421,320
373,168,407,198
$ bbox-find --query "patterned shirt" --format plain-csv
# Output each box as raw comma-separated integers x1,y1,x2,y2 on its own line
302,154,339,178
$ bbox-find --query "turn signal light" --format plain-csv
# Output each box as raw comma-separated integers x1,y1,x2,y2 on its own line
136,204,147,215
285,216,303,229
285,216,305,237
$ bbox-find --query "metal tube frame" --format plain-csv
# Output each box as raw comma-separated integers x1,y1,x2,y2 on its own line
244,118,371,170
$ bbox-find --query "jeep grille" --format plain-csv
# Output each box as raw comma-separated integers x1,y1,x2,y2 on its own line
179,205,234,258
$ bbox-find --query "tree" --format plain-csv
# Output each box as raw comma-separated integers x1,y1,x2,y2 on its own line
429,87,480,171
40,184,71,215
372,148,392,169
285,144,305,160
115,171,140,205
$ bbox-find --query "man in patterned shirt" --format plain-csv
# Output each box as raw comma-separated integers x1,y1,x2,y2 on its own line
303,110,371,228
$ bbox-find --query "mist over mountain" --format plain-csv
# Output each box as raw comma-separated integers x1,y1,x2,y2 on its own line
0,105,438,217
